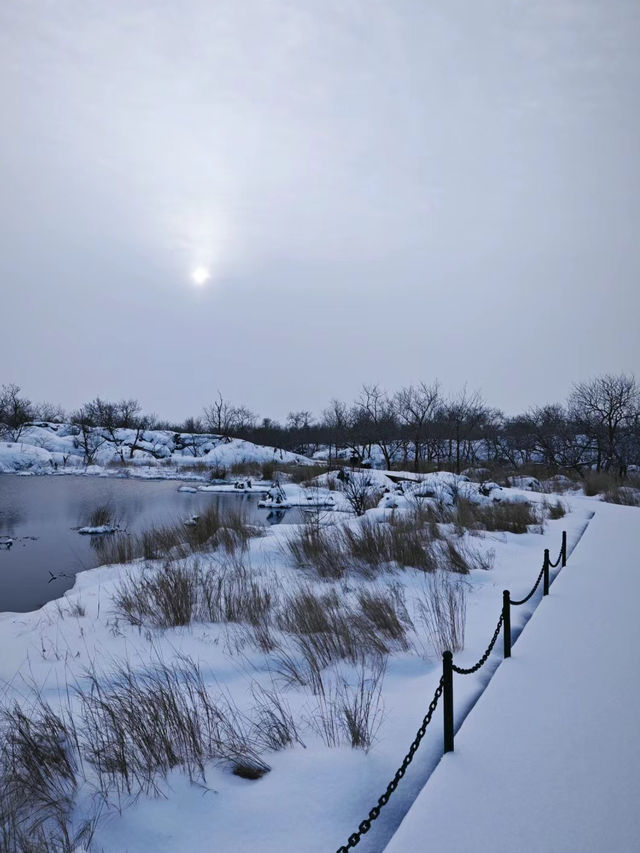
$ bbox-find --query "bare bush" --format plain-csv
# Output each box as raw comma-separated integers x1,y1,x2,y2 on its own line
339,472,383,516
416,573,467,655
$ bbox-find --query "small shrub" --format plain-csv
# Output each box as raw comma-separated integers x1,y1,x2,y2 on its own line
339,473,383,516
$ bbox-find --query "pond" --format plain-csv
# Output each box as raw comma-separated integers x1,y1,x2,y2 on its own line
0,475,299,613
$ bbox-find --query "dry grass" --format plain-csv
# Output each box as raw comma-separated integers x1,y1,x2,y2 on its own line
582,470,620,496
288,503,478,577
250,684,304,751
455,498,541,534
116,558,275,631
357,586,412,649
416,573,467,655
0,698,98,853
96,504,259,565
601,486,640,506
286,520,346,579
309,657,385,751
78,658,269,797
545,499,567,519
85,503,115,528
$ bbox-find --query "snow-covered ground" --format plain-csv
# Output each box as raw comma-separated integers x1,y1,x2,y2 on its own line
0,476,608,852
385,499,640,853
0,422,311,477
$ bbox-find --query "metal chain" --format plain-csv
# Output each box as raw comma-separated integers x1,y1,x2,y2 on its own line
548,550,562,569
510,562,545,606
452,611,504,675
335,677,444,853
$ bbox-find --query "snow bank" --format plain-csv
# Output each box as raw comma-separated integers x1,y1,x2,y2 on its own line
0,423,312,477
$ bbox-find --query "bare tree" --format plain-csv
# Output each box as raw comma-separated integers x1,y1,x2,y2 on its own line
0,384,34,442
203,392,256,439
569,373,639,473
444,387,488,474
71,403,107,465
321,399,350,468
526,404,591,472
394,382,441,472
354,384,402,469
32,401,66,423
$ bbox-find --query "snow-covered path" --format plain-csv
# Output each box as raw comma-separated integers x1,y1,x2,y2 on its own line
385,502,640,853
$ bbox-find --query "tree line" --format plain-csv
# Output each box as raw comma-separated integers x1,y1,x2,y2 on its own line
1,374,639,475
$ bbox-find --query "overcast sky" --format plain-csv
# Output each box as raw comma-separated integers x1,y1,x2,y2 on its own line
1,0,638,422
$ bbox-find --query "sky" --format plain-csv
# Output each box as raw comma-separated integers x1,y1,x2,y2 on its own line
1,0,639,423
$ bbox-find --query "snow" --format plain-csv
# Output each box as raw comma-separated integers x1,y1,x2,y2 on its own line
77,525,119,535
385,500,640,853
0,423,312,477
0,477,624,852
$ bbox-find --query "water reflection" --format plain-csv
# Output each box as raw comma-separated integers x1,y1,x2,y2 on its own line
0,475,300,613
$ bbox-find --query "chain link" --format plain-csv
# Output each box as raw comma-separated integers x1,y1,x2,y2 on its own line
335,677,444,853
452,611,504,675
335,534,564,850
510,562,545,606
547,550,561,569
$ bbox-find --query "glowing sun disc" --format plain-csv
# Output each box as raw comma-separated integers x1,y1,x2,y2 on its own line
191,266,210,286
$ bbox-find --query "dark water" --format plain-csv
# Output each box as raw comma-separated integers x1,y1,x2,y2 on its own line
0,475,297,613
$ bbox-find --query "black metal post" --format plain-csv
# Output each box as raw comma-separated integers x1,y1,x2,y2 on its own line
503,590,511,658
543,548,550,596
561,530,567,567
442,650,454,753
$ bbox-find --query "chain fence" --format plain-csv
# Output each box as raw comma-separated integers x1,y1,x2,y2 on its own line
334,529,568,852
335,677,444,852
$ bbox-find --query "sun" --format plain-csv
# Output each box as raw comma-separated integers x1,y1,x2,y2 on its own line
191,266,210,286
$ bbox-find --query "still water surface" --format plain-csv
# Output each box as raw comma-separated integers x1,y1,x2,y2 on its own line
0,475,296,613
